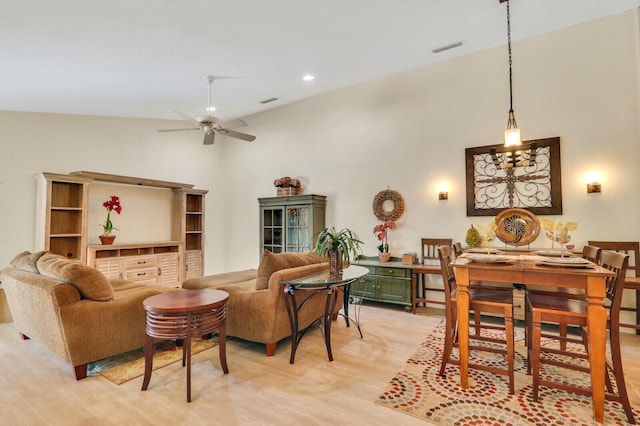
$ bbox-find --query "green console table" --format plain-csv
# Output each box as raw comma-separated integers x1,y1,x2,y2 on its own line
352,256,412,309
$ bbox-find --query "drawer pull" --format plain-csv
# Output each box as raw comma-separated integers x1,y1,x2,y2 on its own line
138,261,146,265
137,272,146,276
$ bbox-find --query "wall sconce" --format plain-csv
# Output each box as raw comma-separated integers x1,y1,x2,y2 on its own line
587,182,601,193
584,172,603,194
437,183,449,201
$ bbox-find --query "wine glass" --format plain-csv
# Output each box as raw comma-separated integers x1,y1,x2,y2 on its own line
553,233,571,257
484,233,495,255
545,230,556,250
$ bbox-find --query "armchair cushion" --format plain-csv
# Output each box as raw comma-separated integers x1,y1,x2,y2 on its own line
10,250,47,274
255,250,319,290
37,253,114,302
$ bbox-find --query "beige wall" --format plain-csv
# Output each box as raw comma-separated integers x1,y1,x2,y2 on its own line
0,11,638,278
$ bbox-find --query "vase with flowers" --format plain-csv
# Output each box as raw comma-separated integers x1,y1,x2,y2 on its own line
374,220,396,262
99,195,122,245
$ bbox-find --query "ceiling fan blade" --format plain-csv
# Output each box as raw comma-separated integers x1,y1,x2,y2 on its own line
217,128,256,142
203,131,215,145
172,110,201,126
218,118,247,129
157,127,201,132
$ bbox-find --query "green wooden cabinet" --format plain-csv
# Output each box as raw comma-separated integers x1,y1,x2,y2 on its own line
258,194,326,256
352,256,412,307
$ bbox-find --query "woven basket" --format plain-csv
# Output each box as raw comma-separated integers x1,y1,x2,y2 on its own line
277,187,300,196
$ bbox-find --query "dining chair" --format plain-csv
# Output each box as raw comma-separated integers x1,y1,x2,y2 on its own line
437,245,516,394
453,242,463,258
526,250,635,424
524,245,602,350
418,238,453,308
589,241,640,335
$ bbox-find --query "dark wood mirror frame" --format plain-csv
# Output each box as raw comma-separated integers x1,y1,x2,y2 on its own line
465,137,562,217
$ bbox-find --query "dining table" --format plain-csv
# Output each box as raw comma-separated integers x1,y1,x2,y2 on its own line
450,254,616,424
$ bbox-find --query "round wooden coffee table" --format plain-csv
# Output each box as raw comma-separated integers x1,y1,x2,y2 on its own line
141,289,229,402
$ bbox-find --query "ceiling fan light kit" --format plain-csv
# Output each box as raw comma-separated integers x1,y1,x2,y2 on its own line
157,75,256,144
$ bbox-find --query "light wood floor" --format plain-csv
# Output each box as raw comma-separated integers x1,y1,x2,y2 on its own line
1,304,639,425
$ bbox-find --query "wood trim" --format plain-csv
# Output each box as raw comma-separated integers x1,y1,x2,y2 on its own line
69,170,194,189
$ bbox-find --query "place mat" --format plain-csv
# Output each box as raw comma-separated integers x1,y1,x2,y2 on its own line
465,254,517,264
535,250,576,257
466,248,504,254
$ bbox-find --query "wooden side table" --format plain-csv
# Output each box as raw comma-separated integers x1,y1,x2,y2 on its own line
141,289,229,402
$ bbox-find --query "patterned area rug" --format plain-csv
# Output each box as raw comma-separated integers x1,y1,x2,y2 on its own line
88,335,218,385
376,325,639,425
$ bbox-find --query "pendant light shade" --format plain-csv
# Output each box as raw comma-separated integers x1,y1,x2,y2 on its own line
503,0,521,147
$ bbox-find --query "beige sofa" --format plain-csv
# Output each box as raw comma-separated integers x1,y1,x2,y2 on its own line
0,251,177,379
182,250,341,356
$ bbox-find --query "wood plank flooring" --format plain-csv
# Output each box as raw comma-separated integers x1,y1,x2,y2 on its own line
0,304,638,425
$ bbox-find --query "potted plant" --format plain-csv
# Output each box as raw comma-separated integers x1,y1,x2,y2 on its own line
314,227,363,274
99,195,122,245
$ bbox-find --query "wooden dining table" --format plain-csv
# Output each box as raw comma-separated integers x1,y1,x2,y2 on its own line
450,255,616,424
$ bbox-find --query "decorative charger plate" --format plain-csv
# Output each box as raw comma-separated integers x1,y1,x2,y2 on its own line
494,208,540,247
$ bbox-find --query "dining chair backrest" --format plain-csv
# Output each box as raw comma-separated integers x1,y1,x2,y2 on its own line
437,245,456,307
600,250,629,325
582,245,602,264
422,238,453,262
453,242,463,258
588,241,639,279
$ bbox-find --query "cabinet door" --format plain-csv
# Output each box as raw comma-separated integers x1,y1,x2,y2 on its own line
94,258,122,280
285,206,311,252
377,277,411,305
158,253,180,287
185,251,203,280
261,207,284,253
351,276,377,300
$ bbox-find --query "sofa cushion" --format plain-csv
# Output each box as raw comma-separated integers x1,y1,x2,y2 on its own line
37,253,114,301
10,250,47,274
255,250,319,290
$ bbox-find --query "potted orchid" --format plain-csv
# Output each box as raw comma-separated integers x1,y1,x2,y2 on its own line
374,221,396,262
99,195,122,244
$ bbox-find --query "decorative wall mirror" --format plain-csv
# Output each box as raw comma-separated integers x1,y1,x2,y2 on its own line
465,137,562,216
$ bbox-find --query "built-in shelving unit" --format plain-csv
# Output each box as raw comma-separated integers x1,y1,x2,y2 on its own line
37,171,207,285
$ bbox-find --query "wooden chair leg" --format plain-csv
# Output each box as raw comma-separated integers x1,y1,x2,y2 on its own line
505,312,515,395
439,306,456,376
558,322,568,351
609,325,636,424
531,312,542,401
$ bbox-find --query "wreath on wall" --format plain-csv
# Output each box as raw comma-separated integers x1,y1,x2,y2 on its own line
372,189,405,222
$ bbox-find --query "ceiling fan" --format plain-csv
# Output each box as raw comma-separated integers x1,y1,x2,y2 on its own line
157,76,256,145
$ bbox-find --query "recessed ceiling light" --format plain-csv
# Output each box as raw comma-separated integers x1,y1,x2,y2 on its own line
302,74,315,81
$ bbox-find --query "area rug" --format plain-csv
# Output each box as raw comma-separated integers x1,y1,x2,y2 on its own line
376,325,639,425
88,335,218,385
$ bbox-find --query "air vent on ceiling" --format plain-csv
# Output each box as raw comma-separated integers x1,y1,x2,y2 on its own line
432,41,463,54
260,97,279,104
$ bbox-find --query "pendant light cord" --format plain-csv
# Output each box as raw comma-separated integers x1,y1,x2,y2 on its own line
507,0,514,112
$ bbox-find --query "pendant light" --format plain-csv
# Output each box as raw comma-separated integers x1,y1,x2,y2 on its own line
503,0,521,147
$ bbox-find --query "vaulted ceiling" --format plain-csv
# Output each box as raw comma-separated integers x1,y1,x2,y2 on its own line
1,0,636,121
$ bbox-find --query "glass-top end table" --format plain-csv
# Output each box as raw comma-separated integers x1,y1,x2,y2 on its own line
279,265,369,364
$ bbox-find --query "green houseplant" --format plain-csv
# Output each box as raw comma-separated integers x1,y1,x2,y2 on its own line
314,227,363,273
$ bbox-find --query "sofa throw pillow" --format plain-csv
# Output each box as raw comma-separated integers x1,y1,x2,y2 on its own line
255,250,320,290
10,250,47,274
37,253,114,301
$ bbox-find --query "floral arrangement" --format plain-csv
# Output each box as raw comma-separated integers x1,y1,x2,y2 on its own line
374,221,396,253
542,219,577,247
273,176,301,188
101,195,122,236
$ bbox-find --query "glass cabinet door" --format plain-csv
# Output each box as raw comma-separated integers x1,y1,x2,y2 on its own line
262,208,284,253
286,207,310,252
